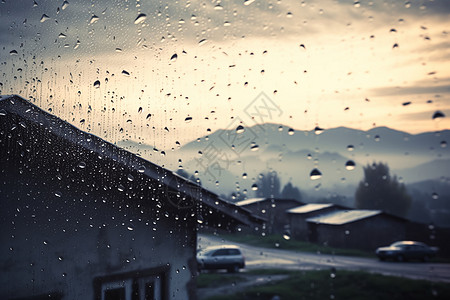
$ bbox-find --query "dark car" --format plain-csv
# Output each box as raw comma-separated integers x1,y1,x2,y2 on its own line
197,245,245,273
376,241,438,262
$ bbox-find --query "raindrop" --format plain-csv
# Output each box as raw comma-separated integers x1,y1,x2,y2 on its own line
58,33,67,38
432,111,445,120
244,0,255,5
286,12,293,18
251,184,258,191
242,173,247,179
127,225,134,231
62,1,69,10
54,191,62,197
170,53,177,62
0,109,7,116
134,13,147,24
89,15,99,24
345,160,356,171
405,1,411,8
122,70,130,76
185,116,192,123
310,168,322,180
58,256,64,261
314,126,324,135
441,141,447,148
374,135,380,142
236,125,245,134
118,184,125,192
214,4,223,10
78,161,86,169
138,107,143,114
283,232,291,240
392,43,399,49
288,128,295,135
198,39,208,46
347,145,354,151
127,174,134,182
9,50,18,56
93,80,100,88
402,101,411,106
432,192,439,200
354,2,361,8
278,126,283,132
138,166,146,173
250,144,259,151
40,14,50,22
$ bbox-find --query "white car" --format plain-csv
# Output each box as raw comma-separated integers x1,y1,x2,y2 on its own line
197,245,245,273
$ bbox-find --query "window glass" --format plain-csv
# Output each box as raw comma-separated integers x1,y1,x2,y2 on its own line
1,0,449,299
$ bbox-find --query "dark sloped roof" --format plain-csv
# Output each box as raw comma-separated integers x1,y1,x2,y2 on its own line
0,95,263,228
306,210,382,225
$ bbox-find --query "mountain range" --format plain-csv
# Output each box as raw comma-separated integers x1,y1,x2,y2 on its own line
117,124,450,201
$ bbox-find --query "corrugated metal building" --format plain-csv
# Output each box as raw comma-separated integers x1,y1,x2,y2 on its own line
287,203,343,240
235,198,303,234
306,210,408,251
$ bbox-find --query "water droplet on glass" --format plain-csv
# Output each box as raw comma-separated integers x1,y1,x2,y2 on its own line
198,39,208,46
236,125,245,134
54,191,62,197
345,160,356,171
310,168,322,180
353,1,361,7
89,15,99,24
441,141,447,148
314,126,324,135
62,1,69,10
432,111,445,120
288,128,295,135
214,4,223,10
242,173,247,179
0,109,7,116
127,174,134,182
122,70,130,76
347,145,354,151
134,13,147,24
58,256,63,261
170,53,178,62
40,14,50,22
138,166,146,173
118,184,125,192
78,161,86,169
185,116,192,123
250,144,259,151
374,135,380,142
432,192,439,200
251,184,258,191
283,232,291,240
9,50,18,56
244,0,255,6
93,80,100,88
58,33,67,38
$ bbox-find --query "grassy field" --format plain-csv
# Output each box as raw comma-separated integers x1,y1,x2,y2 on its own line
199,269,450,300
217,233,374,258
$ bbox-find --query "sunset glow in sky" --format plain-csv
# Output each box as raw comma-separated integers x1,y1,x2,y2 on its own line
1,0,449,149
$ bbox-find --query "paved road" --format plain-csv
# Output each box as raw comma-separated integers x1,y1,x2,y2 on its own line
198,234,450,283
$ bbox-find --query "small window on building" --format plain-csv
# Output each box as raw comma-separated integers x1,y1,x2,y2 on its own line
96,269,167,300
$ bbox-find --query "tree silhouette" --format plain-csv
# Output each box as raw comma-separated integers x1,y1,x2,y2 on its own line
281,182,302,201
355,162,411,217
255,171,281,198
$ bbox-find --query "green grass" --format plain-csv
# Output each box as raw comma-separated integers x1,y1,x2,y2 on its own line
201,269,450,300
218,233,374,258
196,272,247,288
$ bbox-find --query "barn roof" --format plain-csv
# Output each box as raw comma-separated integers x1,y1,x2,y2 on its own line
287,203,334,214
306,209,382,225
0,95,263,228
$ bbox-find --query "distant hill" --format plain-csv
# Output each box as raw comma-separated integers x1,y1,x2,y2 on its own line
117,124,450,200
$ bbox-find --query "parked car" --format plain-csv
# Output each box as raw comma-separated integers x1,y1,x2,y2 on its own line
376,241,438,262
197,245,245,273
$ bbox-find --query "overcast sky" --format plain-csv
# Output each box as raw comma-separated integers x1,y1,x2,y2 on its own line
1,0,449,149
